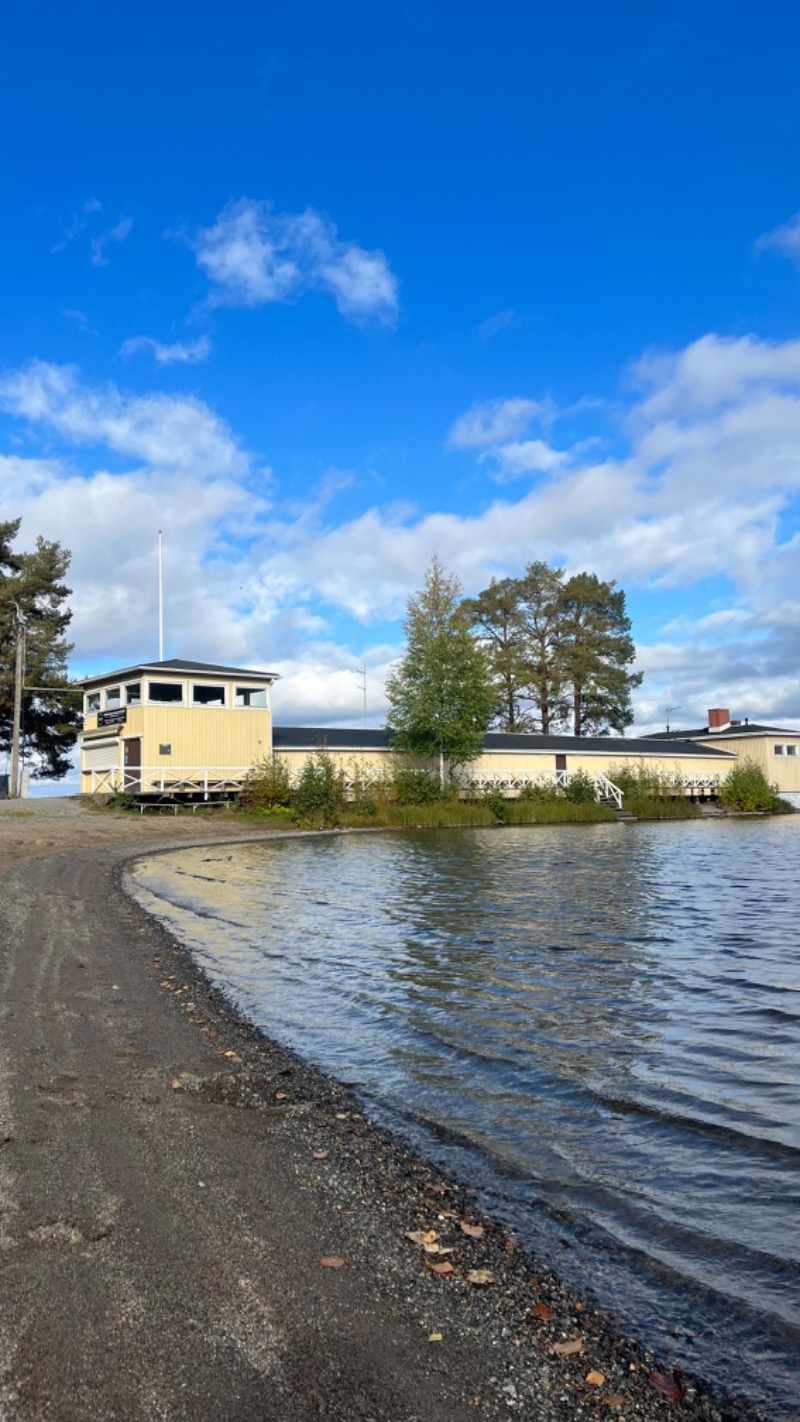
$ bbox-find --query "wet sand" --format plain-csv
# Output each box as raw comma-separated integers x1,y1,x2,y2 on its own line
0,800,755,1420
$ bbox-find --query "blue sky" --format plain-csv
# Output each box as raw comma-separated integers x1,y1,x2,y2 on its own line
2,0,800,742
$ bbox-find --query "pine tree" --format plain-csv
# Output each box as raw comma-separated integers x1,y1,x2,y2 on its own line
0,518,82,781
557,572,642,735
462,577,530,730
386,557,496,784
517,561,570,734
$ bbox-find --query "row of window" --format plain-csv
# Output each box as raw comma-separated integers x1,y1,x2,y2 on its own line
774,744,797,756
85,681,269,714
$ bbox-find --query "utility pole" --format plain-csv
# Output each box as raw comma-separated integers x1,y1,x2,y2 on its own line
9,603,26,799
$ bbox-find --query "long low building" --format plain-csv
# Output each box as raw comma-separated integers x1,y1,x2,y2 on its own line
272,725,737,805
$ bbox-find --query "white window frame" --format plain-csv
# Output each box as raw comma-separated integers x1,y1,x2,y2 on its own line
233,684,269,710
146,679,186,706
104,685,122,711
787,744,798,757
774,744,786,756
191,682,228,709
85,691,101,715
125,681,142,706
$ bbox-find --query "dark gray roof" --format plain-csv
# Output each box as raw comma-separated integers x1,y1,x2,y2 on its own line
644,723,797,741
272,726,737,758
81,658,278,686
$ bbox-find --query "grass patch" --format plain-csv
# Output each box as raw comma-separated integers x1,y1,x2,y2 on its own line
340,801,497,829
503,799,617,824
623,795,701,820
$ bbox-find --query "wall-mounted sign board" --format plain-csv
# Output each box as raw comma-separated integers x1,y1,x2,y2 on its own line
98,708,127,727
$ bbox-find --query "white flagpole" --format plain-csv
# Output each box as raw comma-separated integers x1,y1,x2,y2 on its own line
158,529,164,660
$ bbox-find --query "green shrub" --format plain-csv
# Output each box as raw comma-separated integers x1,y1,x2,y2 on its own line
240,756,293,814
609,760,685,799
565,769,597,804
481,786,508,820
504,799,617,824
104,790,136,811
294,747,347,825
391,767,446,804
718,761,788,814
518,781,560,802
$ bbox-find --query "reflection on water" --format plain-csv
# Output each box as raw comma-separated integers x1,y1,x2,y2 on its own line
128,819,800,1417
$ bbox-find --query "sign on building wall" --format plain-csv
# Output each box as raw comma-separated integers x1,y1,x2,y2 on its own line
98,708,127,727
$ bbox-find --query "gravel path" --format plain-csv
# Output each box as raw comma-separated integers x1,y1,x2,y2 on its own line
0,806,758,1420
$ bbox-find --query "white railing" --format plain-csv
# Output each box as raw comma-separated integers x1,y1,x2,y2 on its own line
87,767,251,798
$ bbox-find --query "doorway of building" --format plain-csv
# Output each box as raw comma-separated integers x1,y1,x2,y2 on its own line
555,753,568,772
123,737,141,793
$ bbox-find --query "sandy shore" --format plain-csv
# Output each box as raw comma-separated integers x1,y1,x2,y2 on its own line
0,799,755,1420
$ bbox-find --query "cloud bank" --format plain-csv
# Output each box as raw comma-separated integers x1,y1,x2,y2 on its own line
1,332,799,733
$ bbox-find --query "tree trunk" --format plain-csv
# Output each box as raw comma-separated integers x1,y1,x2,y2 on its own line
439,747,445,788
574,688,582,736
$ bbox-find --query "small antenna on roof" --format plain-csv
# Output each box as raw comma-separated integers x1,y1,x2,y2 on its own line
665,703,682,733
158,529,164,661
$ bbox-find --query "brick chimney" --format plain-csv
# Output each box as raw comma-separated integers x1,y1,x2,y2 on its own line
708,708,730,732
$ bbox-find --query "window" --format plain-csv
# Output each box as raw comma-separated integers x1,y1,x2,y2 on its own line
159,744,172,755
192,683,226,707
105,686,122,710
235,686,267,708
148,681,184,704
774,744,785,756
787,745,798,758
86,692,100,714
126,683,141,706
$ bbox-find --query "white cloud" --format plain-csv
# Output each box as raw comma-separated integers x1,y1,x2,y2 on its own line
51,199,103,254
487,438,569,477
188,199,399,324
756,210,800,263
475,308,517,340
3,333,800,737
90,216,134,266
0,361,245,477
120,335,212,365
447,396,554,449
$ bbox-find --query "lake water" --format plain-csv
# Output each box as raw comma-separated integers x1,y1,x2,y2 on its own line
128,819,800,1417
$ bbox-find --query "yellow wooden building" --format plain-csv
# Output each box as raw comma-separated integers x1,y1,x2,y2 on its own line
80,658,277,797
643,707,800,807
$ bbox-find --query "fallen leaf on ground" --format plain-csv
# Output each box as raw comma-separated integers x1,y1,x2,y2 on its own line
533,1302,555,1322
426,1260,455,1276
312,1150,329,1160
460,1221,485,1239
275,1091,288,1101
604,1395,626,1409
649,1370,684,1401
320,1256,345,1268
552,1338,583,1357
405,1229,440,1249
171,1079,181,1090
223,1050,237,1058
428,1332,443,1342
586,1371,606,1386
335,1111,349,1119
466,1269,495,1286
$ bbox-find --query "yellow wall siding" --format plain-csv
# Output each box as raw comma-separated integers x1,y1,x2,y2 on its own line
273,745,735,792
136,707,270,767
693,734,800,792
